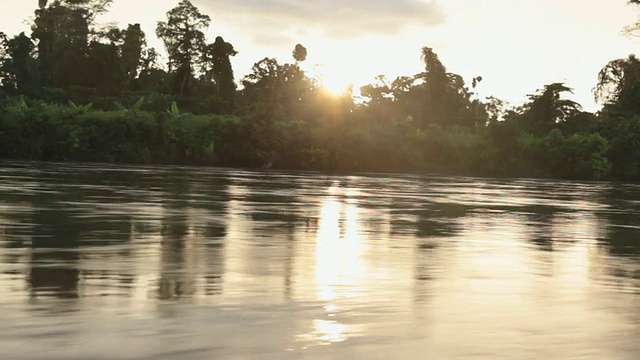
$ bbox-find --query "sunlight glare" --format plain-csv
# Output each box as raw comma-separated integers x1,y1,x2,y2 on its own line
295,188,367,348
306,64,354,96
320,76,353,96
296,319,348,346
314,190,367,301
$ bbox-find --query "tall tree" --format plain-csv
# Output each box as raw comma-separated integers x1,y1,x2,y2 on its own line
56,0,113,23
84,40,125,95
419,47,448,127
32,1,90,88
511,82,583,135
207,36,237,111
360,75,393,123
413,47,479,127
136,47,166,93
389,75,422,123
120,23,146,82
241,57,317,117
595,55,640,116
0,32,9,92
526,83,582,123
156,0,211,95
0,32,38,93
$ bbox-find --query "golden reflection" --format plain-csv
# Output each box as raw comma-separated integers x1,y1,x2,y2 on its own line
551,212,601,291
314,196,366,302
296,187,367,347
296,319,348,346
0,207,31,306
218,184,250,296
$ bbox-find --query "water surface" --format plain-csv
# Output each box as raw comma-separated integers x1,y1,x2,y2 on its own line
0,161,638,359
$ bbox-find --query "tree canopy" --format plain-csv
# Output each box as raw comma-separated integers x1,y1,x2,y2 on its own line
0,0,638,181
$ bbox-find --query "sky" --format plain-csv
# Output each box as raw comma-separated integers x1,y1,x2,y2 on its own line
1,0,638,110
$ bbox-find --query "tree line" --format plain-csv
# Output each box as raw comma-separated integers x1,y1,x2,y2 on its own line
0,0,639,180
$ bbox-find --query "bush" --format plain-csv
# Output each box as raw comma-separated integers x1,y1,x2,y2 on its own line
603,115,640,180
0,96,636,181
0,100,244,165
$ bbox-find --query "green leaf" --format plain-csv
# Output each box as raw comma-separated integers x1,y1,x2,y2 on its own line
19,96,28,111
114,101,127,111
133,96,145,111
171,101,179,116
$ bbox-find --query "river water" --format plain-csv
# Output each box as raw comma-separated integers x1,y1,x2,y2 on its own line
0,161,638,359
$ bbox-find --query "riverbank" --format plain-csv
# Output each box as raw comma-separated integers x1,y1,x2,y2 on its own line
1,98,639,181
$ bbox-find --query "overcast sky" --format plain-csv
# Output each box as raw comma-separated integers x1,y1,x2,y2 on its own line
1,0,638,110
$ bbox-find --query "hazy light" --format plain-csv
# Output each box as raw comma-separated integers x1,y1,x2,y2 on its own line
297,319,348,346
297,183,368,347
1,0,637,110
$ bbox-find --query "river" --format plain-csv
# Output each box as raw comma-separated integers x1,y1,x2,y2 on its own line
0,161,638,359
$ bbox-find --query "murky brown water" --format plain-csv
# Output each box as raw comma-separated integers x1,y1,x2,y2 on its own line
0,161,638,359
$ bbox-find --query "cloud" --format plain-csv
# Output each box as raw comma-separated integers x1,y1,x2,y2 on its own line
195,0,446,39
250,32,295,48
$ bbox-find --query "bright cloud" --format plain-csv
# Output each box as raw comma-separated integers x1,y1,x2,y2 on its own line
195,0,446,38
1,0,638,111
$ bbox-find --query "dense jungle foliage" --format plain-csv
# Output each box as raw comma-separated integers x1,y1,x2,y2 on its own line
1,0,639,180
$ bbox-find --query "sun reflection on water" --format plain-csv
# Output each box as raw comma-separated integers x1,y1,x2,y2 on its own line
297,185,368,347
296,319,349,346
314,194,366,302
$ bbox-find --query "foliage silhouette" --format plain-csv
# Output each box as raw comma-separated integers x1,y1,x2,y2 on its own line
0,0,638,180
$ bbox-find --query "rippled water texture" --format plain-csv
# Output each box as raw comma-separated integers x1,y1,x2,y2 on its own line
0,161,638,359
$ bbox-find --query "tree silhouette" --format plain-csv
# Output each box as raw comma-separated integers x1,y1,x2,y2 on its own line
242,57,317,116
413,47,478,127
120,24,146,83
419,47,448,127
595,55,640,116
32,2,90,88
293,44,307,63
526,83,582,124
156,0,210,95
0,32,38,93
205,36,238,111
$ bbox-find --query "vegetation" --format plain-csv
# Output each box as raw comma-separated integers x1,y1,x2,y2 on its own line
0,0,639,180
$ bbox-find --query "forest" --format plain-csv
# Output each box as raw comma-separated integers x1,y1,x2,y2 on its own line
0,0,639,180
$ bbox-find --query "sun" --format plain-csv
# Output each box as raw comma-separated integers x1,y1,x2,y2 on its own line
306,64,354,96
320,76,353,96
